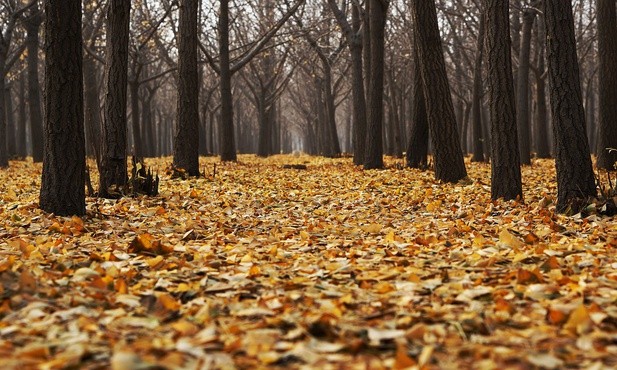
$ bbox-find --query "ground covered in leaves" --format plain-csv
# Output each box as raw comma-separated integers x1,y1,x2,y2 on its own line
0,155,616,369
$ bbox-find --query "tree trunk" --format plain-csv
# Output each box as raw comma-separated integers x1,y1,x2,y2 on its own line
219,0,236,161
99,0,130,196
364,0,388,169
40,0,86,216
411,0,467,182
16,75,27,158
0,59,8,168
4,85,15,158
516,5,536,165
485,0,523,201
406,46,428,169
173,0,200,175
471,11,485,162
596,0,617,169
129,80,142,157
83,55,102,161
534,12,550,158
25,5,44,163
543,0,597,212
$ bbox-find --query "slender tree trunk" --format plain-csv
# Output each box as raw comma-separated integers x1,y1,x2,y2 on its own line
83,56,101,160
25,6,44,163
5,85,15,158
406,46,429,169
0,61,7,168
596,0,617,169
17,75,27,158
485,0,523,201
173,0,200,175
471,11,486,162
516,6,536,165
129,80,142,157
543,0,597,211
534,12,550,158
99,0,130,196
40,0,86,216
411,0,467,182
219,0,236,161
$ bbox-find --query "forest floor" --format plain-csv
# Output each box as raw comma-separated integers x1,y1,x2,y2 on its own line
0,155,616,369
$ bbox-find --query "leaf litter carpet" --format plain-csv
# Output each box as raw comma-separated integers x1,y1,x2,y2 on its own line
0,155,616,369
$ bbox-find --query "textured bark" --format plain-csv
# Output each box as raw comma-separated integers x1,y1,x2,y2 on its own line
411,0,467,182
173,0,200,175
544,0,597,211
485,0,522,201
129,81,142,158
219,0,236,161
16,76,27,157
83,55,101,161
596,0,617,169
99,0,130,196
0,59,7,167
406,45,428,169
328,1,366,165
534,13,550,158
40,0,86,216
516,6,535,165
25,6,44,163
4,85,15,158
471,10,486,163
364,0,388,169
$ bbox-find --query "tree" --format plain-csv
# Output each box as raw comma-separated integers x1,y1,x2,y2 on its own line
596,0,617,170
516,2,537,166
406,43,428,169
173,0,200,176
328,0,367,166
485,0,522,201
364,0,389,169
99,0,131,196
410,0,467,183
24,1,43,162
470,9,486,163
39,0,86,216
543,0,596,211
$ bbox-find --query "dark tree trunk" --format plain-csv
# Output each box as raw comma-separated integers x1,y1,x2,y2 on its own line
5,85,15,158
129,80,142,157
543,0,597,212
471,11,485,162
25,5,44,163
364,0,388,169
516,5,536,165
99,0,130,196
40,0,86,216
534,12,550,158
83,55,102,162
411,0,467,182
173,0,200,175
485,0,523,201
219,0,236,161
596,0,617,169
0,60,8,167
16,75,27,158
406,45,429,169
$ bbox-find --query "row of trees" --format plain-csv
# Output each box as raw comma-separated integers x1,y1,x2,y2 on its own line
0,0,612,216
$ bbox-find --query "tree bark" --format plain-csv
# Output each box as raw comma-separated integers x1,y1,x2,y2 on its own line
219,0,236,161
17,75,27,158
40,0,86,216
364,0,388,169
99,0,130,196
534,11,550,158
173,0,200,175
471,10,486,163
516,5,536,165
411,0,467,182
4,85,15,158
485,0,523,201
596,0,617,169
406,44,428,169
543,0,597,212
25,5,44,163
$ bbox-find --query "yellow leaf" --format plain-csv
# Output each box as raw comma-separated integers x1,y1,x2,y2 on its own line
499,229,524,249
564,304,593,335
